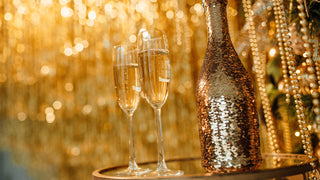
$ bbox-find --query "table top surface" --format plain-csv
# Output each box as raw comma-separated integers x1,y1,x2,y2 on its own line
92,153,320,180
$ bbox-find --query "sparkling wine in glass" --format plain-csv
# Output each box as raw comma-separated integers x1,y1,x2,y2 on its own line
137,29,184,176
113,44,151,176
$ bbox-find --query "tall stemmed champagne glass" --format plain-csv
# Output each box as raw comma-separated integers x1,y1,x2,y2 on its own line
137,29,184,176
113,44,150,176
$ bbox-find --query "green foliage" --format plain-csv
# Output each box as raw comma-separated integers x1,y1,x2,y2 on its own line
290,0,320,38
266,53,317,152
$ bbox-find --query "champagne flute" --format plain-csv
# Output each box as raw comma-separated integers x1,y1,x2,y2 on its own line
137,29,184,176
113,44,150,176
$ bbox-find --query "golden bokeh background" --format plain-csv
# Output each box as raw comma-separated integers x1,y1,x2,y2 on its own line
0,0,297,179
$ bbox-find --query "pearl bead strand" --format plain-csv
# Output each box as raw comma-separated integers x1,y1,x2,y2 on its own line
296,0,320,138
272,0,317,178
242,0,280,155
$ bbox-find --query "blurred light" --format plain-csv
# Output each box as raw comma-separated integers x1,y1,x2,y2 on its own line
53,101,62,110
129,35,136,43
79,18,86,25
74,0,81,5
278,81,284,92
177,85,186,94
229,7,238,16
269,29,275,36
97,14,106,23
241,51,247,57
139,123,147,131
110,10,117,19
103,40,110,48
65,83,74,92
194,3,202,13
136,2,147,13
74,37,82,44
82,40,89,48
86,19,94,26
88,11,96,20
17,44,25,53
97,97,107,106
17,6,27,14
77,4,87,19
295,131,300,137
13,0,20,6
176,10,184,19
14,18,23,28
75,43,84,52
64,48,73,56
303,52,309,58
269,48,276,57
166,10,174,19
41,0,53,6
82,104,92,115
41,65,50,75
17,112,27,121
191,15,199,23
147,133,156,143
45,107,54,114
61,7,73,18
72,47,78,55
31,13,40,25
142,31,148,38
64,42,72,48
139,28,146,33
308,125,312,130
59,0,70,5
105,4,112,13
71,147,80,156
46,113,55,123
4,13,13,21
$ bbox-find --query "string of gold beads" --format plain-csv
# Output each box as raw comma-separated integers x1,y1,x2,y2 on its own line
272,0,316,178
242,0,280,154
296,0,320,139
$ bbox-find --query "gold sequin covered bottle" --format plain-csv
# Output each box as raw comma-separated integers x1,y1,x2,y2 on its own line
196,0,262,173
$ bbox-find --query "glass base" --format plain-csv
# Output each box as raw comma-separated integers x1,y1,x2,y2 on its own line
146,168,184,177
116,167,151,176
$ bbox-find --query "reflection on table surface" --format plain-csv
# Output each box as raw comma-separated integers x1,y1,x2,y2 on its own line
94,154,320,179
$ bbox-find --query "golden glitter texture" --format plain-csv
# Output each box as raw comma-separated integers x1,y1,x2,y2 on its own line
196,0,262,173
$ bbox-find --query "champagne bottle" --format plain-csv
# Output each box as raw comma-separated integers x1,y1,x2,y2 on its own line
196,0,262,173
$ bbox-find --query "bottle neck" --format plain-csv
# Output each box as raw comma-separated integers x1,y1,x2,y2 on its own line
204,1,231,48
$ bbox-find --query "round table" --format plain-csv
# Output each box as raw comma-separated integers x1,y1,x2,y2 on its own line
92,154,320,180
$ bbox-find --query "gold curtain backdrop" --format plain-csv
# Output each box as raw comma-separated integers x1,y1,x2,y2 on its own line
0,0,302,179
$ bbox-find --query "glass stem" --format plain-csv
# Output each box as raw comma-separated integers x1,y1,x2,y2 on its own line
154,108,168,171
128,112,139,171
